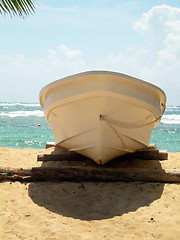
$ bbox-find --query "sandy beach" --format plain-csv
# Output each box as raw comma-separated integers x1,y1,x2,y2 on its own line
0,148,180,240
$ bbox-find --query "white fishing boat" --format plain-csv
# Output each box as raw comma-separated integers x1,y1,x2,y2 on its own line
39,71,166,164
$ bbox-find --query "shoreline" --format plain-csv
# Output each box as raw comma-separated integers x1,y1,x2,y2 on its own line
1,147,180,239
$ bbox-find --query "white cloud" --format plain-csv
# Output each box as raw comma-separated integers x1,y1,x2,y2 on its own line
97,5,180,105
133,4,180,32
58,44,82,58
0,45,86,102
32,44,85,78
1,5,180,105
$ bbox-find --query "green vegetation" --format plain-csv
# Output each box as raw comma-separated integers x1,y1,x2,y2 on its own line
0,0,36,17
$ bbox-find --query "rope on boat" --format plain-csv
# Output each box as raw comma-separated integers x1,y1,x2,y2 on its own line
100,115,162,129
99,114,162,152
100,114,161,152
104,118,126,149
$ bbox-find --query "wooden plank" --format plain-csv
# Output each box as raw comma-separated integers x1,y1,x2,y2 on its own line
37,149,168,162
0,166,180,182
124,150,168,160
45,142,157,150
37,152,89,162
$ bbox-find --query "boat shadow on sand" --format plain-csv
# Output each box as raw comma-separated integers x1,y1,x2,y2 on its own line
28,156,165,221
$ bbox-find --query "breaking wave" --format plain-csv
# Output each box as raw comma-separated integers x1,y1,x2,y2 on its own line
0,102,40,107
161,114,180,124
0,110,43,118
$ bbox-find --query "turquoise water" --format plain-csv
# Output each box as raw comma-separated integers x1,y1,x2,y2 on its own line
0,103,180,152
150,106,180,152
0,103,53,149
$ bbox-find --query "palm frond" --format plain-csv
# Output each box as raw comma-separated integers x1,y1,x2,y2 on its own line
0,0,36,17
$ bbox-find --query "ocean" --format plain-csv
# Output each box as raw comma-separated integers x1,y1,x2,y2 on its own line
0,103,180,152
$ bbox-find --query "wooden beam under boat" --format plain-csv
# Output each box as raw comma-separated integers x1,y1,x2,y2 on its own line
38,147,168,162
0,166,180,182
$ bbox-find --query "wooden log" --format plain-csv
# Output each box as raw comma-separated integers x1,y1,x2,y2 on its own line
0,167,33,181
146,144,157,150
1,166,180,182
37,149,168,162
46,142,56,149
31,167,180,182
37,152,88,162
45,142,157,150
124,150,168,160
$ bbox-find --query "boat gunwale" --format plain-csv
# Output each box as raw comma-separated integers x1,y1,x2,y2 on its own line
39,70,166,111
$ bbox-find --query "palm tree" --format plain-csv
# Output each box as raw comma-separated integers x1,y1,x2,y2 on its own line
0,0,36,17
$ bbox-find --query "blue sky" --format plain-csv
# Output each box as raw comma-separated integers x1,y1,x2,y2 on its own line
0,0,180,105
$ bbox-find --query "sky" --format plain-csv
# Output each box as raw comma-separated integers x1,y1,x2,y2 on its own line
0,0,180,105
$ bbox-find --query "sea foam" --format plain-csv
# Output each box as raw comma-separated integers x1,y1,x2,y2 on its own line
161,114,180,124
0,103,40,107
0,110,43,118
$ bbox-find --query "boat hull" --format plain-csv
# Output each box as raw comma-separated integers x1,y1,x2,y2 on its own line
40,71,166,164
